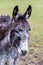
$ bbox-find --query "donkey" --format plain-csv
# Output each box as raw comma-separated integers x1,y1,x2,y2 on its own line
0,5,32,65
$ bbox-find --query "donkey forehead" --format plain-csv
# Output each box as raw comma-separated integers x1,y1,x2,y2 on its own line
12,15,31,31
15,21,30,31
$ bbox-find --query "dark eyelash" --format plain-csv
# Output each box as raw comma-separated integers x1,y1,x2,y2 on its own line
19,29,23,32
14,30,19,33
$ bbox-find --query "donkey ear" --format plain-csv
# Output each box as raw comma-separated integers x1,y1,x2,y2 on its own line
23,5,32,19
12,5,19,20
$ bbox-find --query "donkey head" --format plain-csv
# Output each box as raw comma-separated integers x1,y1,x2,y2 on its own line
10,5,32,56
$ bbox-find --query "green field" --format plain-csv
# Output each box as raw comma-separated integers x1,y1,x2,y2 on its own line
0,0,43,65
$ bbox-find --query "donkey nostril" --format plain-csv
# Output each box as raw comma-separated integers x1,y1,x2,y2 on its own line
21,50,27,56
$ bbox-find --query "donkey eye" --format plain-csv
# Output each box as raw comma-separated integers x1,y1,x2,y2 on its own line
19,29,23,32
14,30,18,33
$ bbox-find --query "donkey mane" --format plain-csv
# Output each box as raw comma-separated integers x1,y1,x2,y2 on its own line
0,15,11,41
0,15,10,23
